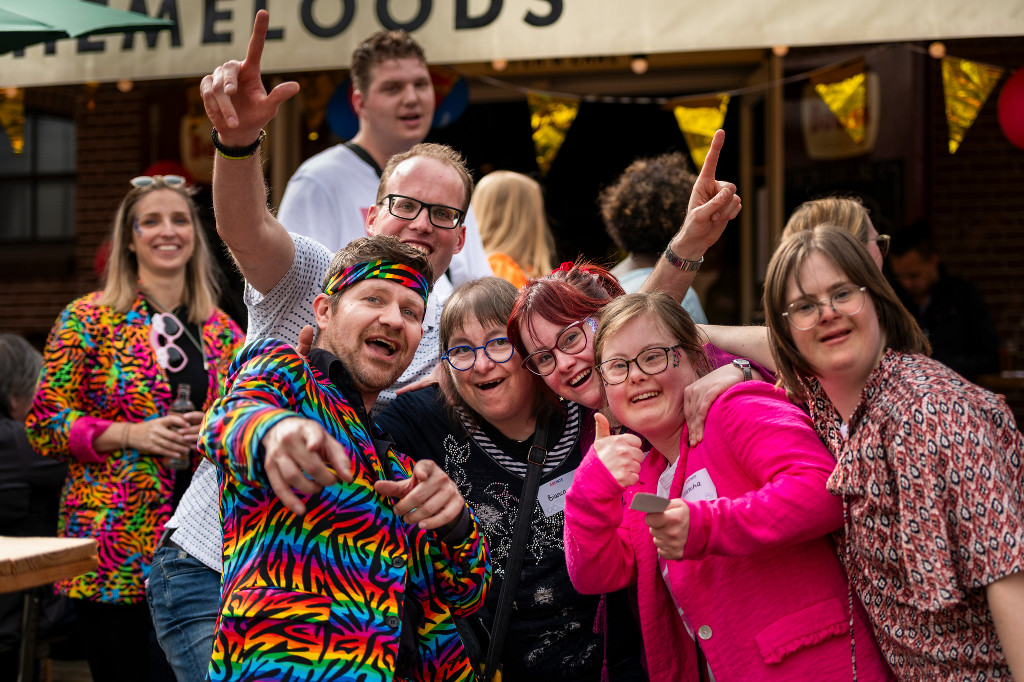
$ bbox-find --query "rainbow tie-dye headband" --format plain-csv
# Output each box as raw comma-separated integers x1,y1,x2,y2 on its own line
323,259,430,304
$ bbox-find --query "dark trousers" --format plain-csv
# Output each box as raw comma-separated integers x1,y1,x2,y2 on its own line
73,599,174,682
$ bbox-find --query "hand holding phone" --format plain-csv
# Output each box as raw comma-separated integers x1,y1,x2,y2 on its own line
629,492,670,513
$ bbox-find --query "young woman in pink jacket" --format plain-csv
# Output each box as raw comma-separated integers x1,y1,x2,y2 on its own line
563,292,893,681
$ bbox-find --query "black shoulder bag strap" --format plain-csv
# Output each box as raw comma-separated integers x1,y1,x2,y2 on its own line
482,418,550,681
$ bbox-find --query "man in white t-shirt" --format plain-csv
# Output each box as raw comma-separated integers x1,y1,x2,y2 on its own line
277,27,491,286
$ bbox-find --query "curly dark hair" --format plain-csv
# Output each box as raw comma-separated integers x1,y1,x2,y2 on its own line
598,152,696,257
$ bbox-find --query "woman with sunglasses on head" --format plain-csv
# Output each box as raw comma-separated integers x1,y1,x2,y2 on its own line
563,291,893,681
377,277,646,682
26,175,244,681
763,225,1024,680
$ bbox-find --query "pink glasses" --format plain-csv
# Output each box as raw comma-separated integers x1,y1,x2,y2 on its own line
150,312,187,372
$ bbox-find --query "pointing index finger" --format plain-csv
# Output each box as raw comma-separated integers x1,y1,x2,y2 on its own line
243,9,270,75
697,129,725,182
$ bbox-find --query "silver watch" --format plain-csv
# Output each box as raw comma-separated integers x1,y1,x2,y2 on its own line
663,244,703,271
732,358,752,381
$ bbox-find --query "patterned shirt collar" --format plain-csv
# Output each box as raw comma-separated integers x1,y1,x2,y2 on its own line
806,348,902,498
804,347,900,431
307,346,397,477
308,348,371,425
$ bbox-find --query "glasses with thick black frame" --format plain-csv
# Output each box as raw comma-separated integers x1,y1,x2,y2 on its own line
382,194,464,229
596,345,685,385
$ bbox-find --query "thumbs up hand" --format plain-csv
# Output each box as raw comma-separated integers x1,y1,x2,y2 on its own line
592,412,644,487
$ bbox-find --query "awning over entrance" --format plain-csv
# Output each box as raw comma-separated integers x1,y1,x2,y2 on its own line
0,0,1021,87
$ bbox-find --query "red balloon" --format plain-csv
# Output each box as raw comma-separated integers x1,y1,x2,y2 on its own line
998,68,1024,150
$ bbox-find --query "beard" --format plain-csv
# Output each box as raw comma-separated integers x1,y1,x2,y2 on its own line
327,325,414,395
347,354,407,394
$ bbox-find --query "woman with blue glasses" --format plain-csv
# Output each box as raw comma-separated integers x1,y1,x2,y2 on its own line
377,276,645,682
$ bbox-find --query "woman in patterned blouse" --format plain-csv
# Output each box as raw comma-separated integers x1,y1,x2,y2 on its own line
764,224,1024,680
26,175,245,681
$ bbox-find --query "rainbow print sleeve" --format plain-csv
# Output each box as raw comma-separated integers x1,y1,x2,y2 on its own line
26,300,96,460
200,339,308,487
425,502,491,618
385,448,491,619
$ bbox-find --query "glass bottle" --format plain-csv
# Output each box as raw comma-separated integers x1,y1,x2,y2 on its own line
167,384,195,471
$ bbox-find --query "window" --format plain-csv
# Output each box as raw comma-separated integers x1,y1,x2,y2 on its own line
0,113,76,242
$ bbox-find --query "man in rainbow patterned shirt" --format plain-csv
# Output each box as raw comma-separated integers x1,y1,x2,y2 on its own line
198,235,491,682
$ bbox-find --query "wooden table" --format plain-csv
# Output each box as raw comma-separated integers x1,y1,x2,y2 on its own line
0,537,97,593
0,537,97,682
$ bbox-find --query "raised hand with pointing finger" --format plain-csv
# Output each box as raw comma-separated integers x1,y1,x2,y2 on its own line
199,9,299,148
640,129,741,301
679,129,742,251
200,8,306,297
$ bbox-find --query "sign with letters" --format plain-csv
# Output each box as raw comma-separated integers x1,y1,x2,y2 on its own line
1,0,1021,87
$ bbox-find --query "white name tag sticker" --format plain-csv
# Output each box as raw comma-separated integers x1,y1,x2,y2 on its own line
681,468,717,503
538,469,576,517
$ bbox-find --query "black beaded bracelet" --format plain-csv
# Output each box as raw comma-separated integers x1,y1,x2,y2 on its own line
211,128,266,160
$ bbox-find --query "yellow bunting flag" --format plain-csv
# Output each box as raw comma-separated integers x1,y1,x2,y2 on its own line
941,56,1004,154
811,59,867,144
671,95,730,169
526,92,579,176
0,88,25,155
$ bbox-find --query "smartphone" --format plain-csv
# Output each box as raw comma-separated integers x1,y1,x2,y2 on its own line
629,492,670,513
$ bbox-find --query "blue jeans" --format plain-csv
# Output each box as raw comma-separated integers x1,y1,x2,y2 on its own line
146,543,221,682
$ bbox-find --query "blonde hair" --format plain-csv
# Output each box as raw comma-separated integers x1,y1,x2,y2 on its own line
472,171,555,279
781,196,873,243
99,178,220,324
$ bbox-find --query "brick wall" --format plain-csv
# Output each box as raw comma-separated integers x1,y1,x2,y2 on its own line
0,83,146,346
927,38,1024,350
926,38,1024,417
